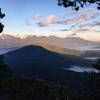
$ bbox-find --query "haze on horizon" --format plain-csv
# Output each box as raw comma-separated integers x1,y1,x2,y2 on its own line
0,0,100,41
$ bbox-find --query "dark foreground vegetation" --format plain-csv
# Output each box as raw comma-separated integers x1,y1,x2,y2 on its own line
0,55,100,100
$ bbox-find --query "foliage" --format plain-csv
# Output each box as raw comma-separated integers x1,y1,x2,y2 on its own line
0,56,80,100
87,72,100,100
0,76,80,100
0,8,5,33
93,59,100,70
0,56,100,100
58,0,100,11
0,55,13,78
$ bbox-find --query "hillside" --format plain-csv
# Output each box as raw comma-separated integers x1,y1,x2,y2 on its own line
2,45,93,92
0,55,100,100
0,56,80,100
3,45,93,72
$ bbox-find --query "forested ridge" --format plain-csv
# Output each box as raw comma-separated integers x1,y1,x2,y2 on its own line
0,55,100,100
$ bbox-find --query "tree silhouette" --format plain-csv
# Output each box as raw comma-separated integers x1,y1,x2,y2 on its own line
0,8,5,33
93,59,100,70
58,0,100,11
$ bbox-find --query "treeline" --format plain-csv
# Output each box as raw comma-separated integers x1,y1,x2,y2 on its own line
0,55,100,100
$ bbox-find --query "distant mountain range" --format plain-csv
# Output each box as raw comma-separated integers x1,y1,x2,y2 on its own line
0,34,100,57
0,34,99,49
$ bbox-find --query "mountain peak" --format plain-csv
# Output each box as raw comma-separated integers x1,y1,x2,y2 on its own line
16,34,33,39
0,34,16,40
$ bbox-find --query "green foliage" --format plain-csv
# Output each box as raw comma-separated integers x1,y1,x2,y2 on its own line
58,0,100,11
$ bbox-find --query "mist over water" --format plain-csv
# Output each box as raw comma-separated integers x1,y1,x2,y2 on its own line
64,65,99,73
66,45,100,51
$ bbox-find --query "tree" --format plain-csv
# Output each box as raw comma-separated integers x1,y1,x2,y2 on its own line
87,72,100,100
0,8,5,33
93,59,100,70
0,55,13,77
58,0,100,11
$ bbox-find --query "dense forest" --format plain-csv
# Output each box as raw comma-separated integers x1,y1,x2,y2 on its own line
0,55,100,100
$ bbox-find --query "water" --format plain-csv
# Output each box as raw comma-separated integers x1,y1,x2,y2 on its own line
64,65,99,73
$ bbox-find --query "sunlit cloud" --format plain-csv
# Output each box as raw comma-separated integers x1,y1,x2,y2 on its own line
37,15,55,27
25,14,40,26
36,8,100,30
37,13,88,27
32,14,40,20
74,29,100,34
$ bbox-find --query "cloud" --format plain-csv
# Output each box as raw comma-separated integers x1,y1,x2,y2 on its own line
92,30,100,33
61,11,77,17
56,9,100,27
58,29,70,31
61,8,96,17
80,21,100,28
53,13,87,26
75,29,90,33
36,8,100,29
32,14,40,20
90,12,100,19
37,15,55,27
25,14,40,26
37,13,88,27
74,29,100,34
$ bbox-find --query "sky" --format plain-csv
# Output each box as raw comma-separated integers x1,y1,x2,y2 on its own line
0,0,100,41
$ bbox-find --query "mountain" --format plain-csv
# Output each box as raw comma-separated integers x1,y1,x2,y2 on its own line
24,36,98,49
0,34,22,48
3,45,92,71
35,42,83,56
38,36,93,46
0,34,98,48
0,34,100,57
3,45,91,92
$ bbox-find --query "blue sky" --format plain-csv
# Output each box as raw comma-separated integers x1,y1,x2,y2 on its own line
0,0,100,41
